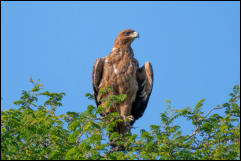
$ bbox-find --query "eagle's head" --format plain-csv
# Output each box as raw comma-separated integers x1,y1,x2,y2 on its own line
113,29,139,48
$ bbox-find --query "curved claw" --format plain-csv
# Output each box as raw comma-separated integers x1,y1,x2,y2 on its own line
126,115,134,121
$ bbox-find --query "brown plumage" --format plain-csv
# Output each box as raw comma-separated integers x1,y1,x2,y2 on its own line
92,29,153,136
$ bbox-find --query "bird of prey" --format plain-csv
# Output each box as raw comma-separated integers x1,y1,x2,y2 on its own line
92,29,153,135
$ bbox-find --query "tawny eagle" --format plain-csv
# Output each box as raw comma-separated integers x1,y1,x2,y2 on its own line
92,29,153,132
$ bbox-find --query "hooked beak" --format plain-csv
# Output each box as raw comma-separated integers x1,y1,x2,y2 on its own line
132,31,139,38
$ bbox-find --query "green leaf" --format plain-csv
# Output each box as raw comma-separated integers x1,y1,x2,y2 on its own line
193,99,205,114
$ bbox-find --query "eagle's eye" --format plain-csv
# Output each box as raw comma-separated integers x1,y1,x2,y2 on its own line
124,31,132,36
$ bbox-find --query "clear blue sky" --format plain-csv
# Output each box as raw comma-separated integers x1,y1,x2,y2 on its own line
1,2,240,134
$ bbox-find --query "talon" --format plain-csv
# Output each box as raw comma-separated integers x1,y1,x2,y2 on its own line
126,115,134,121
121,115,134,122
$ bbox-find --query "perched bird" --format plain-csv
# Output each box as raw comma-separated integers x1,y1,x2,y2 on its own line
92,29,153,135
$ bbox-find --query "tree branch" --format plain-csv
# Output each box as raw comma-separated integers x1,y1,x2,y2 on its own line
185,105,225,141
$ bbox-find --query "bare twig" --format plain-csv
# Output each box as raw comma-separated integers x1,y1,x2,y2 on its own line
95,116,105,120
203,106,225,119
185,105,225,141
75,132,83,146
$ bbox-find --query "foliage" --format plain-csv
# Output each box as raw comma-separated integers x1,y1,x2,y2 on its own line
1,78,240,160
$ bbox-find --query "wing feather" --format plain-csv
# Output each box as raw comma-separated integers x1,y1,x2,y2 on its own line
92,58,104,107
131,62,153,125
